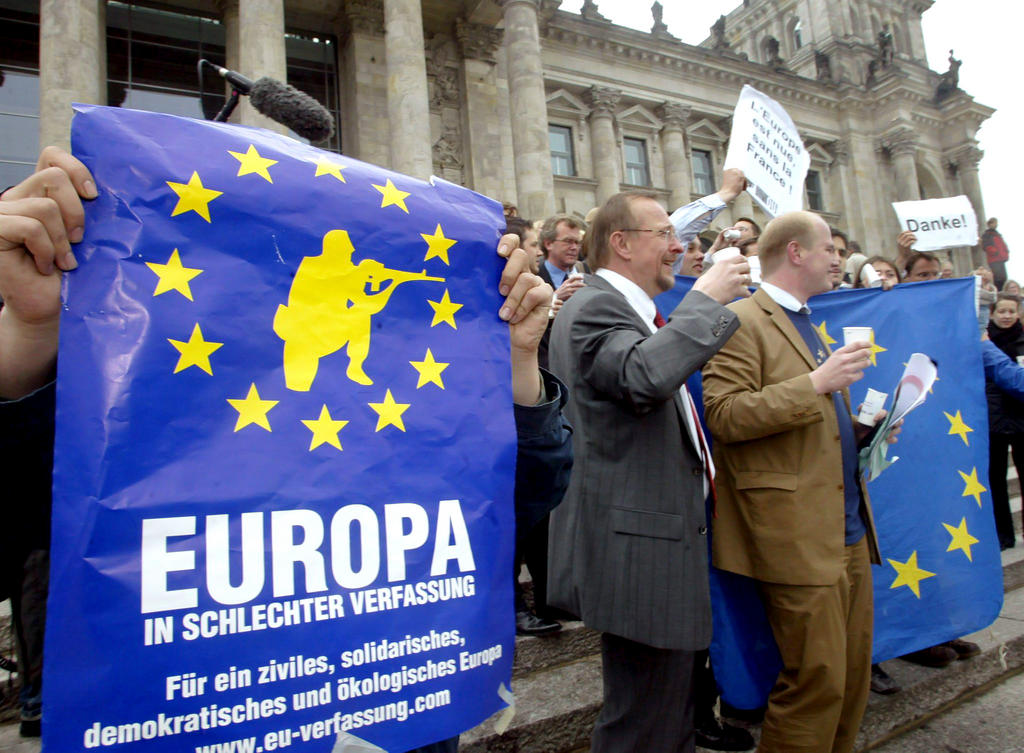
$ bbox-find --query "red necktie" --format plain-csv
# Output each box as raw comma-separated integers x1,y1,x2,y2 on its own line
654,311,717,512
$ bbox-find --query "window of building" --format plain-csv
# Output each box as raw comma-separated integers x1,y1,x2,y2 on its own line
106,1,341,151
792,20,803,50
623,137,649,186
0,0,41,189
806,169,823,210
549,124,575,176
692,149,714,195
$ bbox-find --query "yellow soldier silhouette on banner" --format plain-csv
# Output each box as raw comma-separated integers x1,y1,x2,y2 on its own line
274,229,444,390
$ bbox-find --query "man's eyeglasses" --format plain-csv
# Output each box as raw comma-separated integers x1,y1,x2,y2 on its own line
555,237,581,247
620,228,676,241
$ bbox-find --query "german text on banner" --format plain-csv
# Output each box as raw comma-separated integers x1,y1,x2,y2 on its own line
46,104,515,752
723,85,810,217
892,195,979,251
657,278,1002,709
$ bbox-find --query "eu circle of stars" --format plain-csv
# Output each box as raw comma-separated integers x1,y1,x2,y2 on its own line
153,143,467,454
811,318,989,601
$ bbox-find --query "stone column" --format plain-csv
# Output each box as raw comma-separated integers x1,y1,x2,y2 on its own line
500,0,555,220
586,86,621,206
886,129,920,201
456,20,505,201
337,2,390,167
383,0,432,178
658,102,691,210
831,138,860,240
39,0,106,150
221,0,288,134
954,145,987,267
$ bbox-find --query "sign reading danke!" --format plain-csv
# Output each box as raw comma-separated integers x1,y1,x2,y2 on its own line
724,85,810,217
892,195,979,252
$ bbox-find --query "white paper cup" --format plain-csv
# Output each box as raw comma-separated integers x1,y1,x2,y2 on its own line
842,326,873,347
747,256,762,285
860,263,883,288
711,247,742,264
1017,355,1024,367
857,388,888,426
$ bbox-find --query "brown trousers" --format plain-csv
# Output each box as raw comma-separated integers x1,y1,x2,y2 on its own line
756,537,873,753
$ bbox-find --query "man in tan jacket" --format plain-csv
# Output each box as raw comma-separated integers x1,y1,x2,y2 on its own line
703,211,898,753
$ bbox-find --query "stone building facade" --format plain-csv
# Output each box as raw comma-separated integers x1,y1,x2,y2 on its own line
0,0,992,268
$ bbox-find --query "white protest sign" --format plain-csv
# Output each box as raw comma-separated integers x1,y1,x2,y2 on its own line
724,85,810,217
891,195,978,251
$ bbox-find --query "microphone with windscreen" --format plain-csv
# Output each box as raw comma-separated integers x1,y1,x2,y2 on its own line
199,59,335,143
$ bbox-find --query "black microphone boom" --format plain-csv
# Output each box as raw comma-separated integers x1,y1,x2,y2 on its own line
199,59,335,143
249,77,335,143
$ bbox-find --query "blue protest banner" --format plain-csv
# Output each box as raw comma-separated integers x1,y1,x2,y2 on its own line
658,277,1003,708
46,105,514,752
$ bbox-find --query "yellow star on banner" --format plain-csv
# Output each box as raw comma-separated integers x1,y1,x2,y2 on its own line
313,159,347,182
887,551,936,598
813,321,837,347
166,171,222,222
410,349,449,389
301,405,349,451
421,224,457,265
943,518,980,562
944,410,973,446
145,248,203,301
168,323,223,375
369,389,410,432
227,383,278,432
428,290,463,329
958,467,987,507
228,144,277,182
373,178,410,213
866,334,887,367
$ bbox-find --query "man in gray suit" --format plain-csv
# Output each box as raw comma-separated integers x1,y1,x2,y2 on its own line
547,189,750,752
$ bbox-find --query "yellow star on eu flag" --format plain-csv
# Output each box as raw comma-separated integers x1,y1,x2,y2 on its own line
373,178,410,213
313,159,346,182
146,248,203,301
428,290,463,329
302,405,349,451
369,389,410,432
866,334,887,367
943,517,980,562
813,321,837,347
888,551,936,598
227,383,278,432
421,224,457,265
167,171,222,222
958,467,987,507
944,410,973,446
228,144,277,183
168,323,223,375
410,349,449,389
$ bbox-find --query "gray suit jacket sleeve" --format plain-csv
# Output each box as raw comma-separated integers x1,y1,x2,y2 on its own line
572,287,739,414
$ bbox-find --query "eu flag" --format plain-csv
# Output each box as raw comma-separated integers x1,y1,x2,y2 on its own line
45,105,515,752
658,277,1003,708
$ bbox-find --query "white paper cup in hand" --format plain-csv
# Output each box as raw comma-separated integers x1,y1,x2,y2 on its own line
712,247,742,264
842,326,873,347
857,388,888,426
747,256,761,284
860,263,883,288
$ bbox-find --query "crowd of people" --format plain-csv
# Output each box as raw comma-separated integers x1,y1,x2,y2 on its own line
0,140,1019,753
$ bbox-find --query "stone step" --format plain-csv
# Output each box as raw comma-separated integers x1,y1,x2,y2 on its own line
463,545,1024,753
512,621,599,679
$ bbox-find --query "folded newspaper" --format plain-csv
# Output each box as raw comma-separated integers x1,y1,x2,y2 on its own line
858,352,938,481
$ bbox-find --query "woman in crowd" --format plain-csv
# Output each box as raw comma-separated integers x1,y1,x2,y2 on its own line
986,293,1024,550
853,255,900,290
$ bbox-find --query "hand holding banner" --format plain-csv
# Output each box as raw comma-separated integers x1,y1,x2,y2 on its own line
724,85,810,217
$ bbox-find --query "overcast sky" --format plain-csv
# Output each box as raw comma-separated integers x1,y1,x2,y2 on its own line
558,0,1022,281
